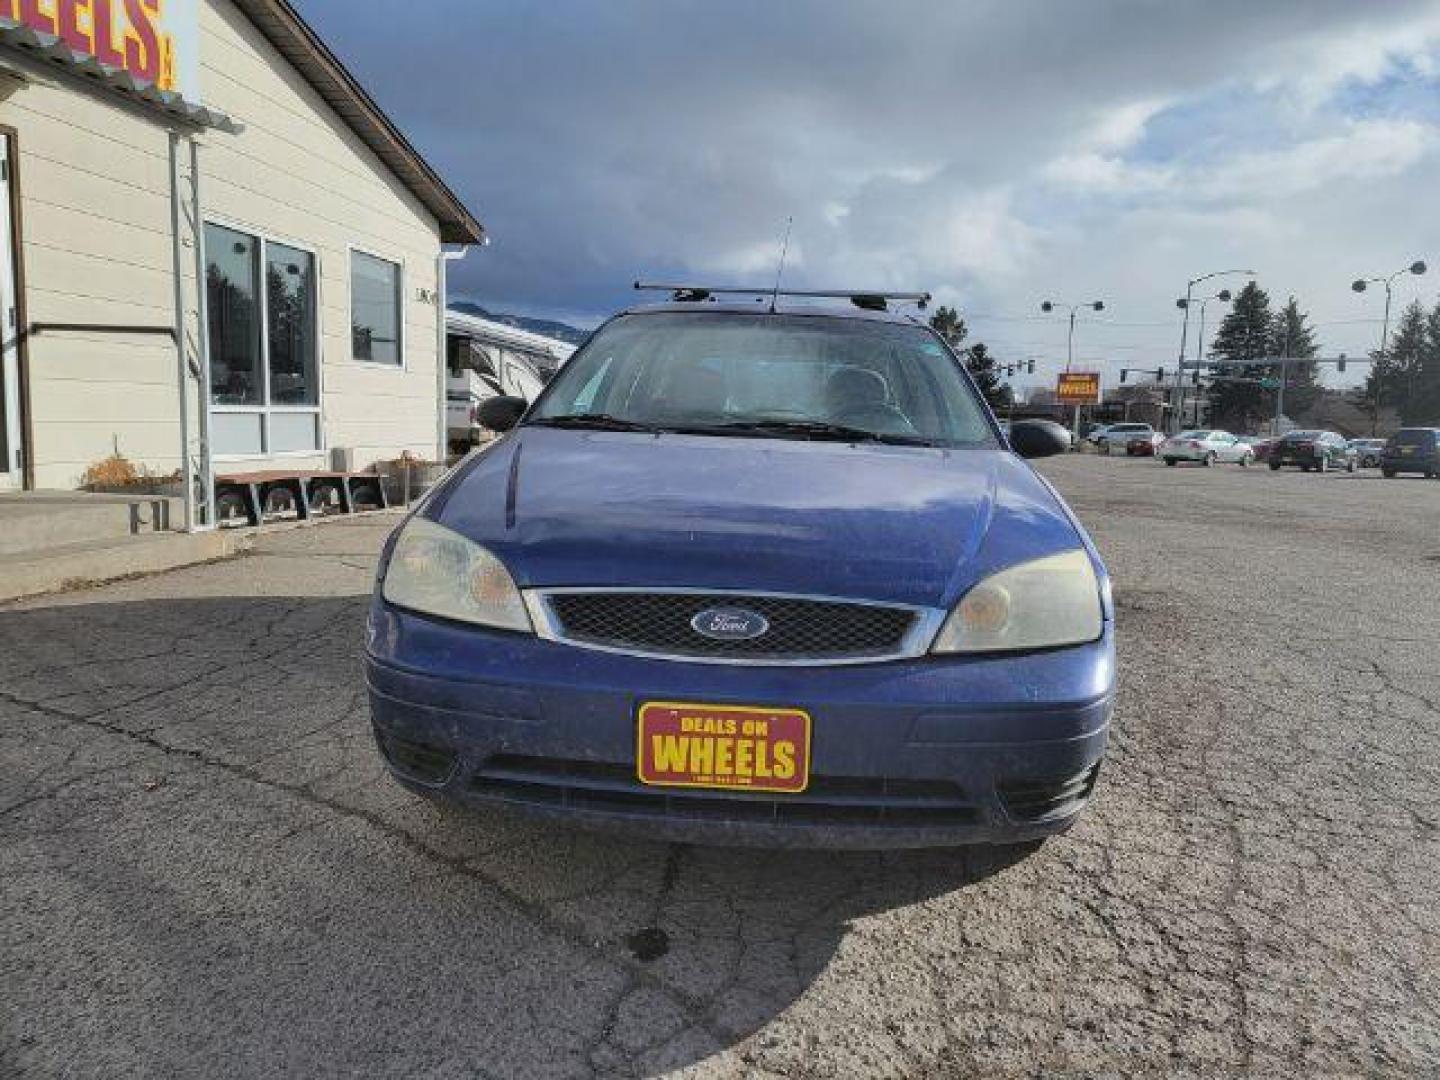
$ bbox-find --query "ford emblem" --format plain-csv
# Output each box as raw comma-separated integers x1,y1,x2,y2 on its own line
691,606,770,642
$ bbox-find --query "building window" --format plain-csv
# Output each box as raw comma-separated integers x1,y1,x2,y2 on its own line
205,223,321,457
351,250,403,366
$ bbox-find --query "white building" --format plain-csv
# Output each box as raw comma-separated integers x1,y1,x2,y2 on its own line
0,0,483,525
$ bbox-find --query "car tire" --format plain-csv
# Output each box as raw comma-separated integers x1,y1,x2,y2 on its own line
1382,468,1396,478
1240,452,1253,467
1164,457,1177,467
1269,462,1282,471
1347,459,1357,474
1318,457,1329,474
1203,452,1216,467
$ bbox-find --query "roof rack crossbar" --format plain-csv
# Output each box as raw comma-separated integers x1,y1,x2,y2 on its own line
633,282,931,309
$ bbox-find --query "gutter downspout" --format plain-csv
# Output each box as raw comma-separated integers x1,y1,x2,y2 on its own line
437,246,468,462
189,136,214,529
168,131,195,532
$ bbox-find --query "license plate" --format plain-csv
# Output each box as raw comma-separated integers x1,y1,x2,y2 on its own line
636,701,811,793
1401,447,1415,455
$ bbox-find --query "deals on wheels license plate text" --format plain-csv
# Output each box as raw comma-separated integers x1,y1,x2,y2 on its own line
637,702,811,793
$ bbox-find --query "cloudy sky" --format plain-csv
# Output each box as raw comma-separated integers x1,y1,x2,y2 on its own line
297,0,1440,391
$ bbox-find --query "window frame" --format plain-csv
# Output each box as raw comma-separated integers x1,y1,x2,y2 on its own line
347,244,407,372
204,216,326,462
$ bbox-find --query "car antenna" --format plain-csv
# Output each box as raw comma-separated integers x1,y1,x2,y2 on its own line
769,216,793,314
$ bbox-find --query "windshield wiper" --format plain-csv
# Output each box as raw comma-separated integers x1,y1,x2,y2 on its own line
528,413,664,433
693,419,938,446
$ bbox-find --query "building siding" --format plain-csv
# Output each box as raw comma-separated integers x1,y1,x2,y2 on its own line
0,0,445,490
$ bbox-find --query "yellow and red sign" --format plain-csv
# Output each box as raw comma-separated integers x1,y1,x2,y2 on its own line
1056,371,1101,404
4,0,200,99
637,701,810,794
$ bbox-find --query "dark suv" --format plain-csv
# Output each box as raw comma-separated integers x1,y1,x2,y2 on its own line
1381,428,1440,478
1267,430,1357,473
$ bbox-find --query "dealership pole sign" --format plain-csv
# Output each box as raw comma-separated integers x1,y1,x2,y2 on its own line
3,0,201,101
1056,372,1101,405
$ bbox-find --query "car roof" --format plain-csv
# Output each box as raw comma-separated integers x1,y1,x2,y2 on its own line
617,299,932,328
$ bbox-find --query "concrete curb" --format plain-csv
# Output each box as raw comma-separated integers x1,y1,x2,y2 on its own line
0,508,407,605
0,529,258,605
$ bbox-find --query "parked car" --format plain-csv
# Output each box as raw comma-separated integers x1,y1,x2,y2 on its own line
1267,430,1357,473
1349,438,1387,469
1160,430,1256,467
1097,422,1156,454
1124,431,1166,456
1381,427,1440,478
367,294,1114,848
1240,435,1276,463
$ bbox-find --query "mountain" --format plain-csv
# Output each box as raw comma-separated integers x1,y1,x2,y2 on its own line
448,300,590,346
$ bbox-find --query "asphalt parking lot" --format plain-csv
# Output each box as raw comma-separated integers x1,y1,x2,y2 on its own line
2,456,1438,1078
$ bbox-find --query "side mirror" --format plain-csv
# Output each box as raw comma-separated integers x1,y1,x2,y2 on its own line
1008,420,1070,459
479,395,527,432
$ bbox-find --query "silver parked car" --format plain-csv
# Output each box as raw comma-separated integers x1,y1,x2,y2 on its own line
1349,438,1387,468
1160,430,1256,467
1096,422,1156,454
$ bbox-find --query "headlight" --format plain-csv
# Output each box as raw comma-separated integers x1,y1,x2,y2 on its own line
931,549,1103,654
382,516,532,633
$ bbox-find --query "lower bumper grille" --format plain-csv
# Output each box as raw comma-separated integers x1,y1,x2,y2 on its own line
999,763,1100,822
376,729,457,784
470,754,979,828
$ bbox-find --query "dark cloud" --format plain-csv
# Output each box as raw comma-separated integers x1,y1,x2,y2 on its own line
294,0,1440,372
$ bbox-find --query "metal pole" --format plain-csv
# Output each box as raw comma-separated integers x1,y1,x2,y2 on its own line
167,132,195,533
1173,281,1194,435
1382,278,1396,427
1274,355,1288,436
188,136,214,530
1067,308,1081,441
1192,301,1208,428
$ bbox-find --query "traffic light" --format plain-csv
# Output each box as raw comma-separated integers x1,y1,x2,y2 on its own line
1192,369,1200,386
1156,368,1165,382
1337,354,1347,373
1119,369,1128,383
1027,360,1035,375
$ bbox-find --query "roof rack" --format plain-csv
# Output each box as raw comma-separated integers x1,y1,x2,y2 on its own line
632,282,931,311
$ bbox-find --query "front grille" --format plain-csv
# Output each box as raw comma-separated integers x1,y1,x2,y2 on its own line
471,754,978,828
539,591,922,662
999,763,1100,822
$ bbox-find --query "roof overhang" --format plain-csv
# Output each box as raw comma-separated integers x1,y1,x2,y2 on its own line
0,18,241,132
229,0,484,245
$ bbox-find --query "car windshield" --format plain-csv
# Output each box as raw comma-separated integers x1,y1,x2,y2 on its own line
1283,430,1323,440
1112,424,1148,432
527,311,996,446
1177,430,1210,439
1392,429,1435,446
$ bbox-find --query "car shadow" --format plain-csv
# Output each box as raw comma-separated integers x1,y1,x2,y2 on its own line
0,595,1043,1077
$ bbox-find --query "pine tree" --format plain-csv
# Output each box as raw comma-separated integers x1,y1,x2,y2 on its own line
1205,281,1274,431
1419,302,1440,425
1380,301,1430,424
964,343,1010,411
1268,296,1321,422
929,305,968,350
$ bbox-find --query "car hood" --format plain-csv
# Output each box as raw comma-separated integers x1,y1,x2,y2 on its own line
427,428,1086,609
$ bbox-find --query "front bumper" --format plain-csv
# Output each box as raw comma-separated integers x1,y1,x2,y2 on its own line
1382,453,1438,473
365,602,1114,849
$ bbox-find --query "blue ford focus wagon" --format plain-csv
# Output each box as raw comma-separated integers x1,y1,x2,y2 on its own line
366,290,1114,848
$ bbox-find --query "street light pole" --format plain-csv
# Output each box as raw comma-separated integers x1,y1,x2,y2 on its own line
1172,269,1254,434
1041,298,1105,441
1353,260,1426,433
